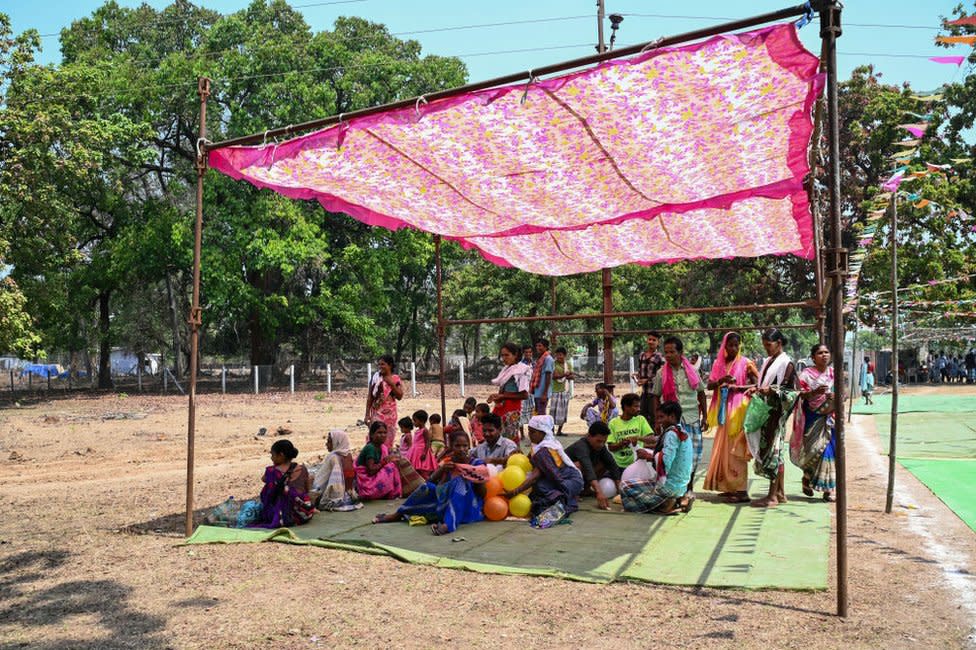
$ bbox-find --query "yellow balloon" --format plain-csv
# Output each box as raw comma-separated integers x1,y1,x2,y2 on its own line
500,465,526,492
509,493,532,518
506,453,533,474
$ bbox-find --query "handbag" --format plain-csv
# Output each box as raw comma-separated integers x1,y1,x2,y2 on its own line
743,395,772,433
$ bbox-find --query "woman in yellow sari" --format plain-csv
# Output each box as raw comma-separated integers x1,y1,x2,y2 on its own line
703,332,758,503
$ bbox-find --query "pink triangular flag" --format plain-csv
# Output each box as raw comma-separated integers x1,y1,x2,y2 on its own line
882,170,905,192
930,55,966,66
945,16,976,26
901,125,927,138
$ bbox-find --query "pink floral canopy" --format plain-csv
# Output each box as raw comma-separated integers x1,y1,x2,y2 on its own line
209,23,824,276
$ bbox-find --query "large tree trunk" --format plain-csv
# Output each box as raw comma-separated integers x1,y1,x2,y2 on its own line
165,274,183,378
97,290,113,389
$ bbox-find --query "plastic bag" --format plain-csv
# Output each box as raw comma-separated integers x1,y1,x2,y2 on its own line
530,502,567,529
743,395,772,433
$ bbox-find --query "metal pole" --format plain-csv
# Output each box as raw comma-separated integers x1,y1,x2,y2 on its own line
254,365,259,394
185,76,210,538
164,368,168,393
552,323,820,337
221,366,226,394
137,360,142,392
885,194,899,514
602,268,614,384
629,356,636,392
411,361,417,396
290,364,295,394
821,2,848,618
459,362,465,397
597,0,606,53
550,277,558,346
367,362,372,391
435,235,447,421
327,363,332,393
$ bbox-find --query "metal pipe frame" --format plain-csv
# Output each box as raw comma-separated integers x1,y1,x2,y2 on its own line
204,4,810,153
554,323,819,338
885,194,899,514
445,300,815,327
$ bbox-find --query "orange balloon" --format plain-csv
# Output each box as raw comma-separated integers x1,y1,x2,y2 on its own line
485,476,504,498
483,495,509,521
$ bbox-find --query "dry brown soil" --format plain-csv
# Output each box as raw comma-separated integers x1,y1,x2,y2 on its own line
0,383,973,649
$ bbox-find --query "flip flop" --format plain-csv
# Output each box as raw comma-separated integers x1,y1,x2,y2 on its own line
802,478,814,497
682,496,696,513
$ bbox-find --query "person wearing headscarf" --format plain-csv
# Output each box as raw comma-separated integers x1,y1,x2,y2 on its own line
703,332,759,504
746,328,798,508
790,343,837,502
310,430,361,511
504,415,584,518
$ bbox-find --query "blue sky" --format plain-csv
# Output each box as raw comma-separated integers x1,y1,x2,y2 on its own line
1,0,970,93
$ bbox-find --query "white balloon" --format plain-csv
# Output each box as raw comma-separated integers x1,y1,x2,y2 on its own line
598,477,618,499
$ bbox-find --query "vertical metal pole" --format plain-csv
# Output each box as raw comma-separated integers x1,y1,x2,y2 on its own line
290,364,295,394
411,361,417,396
821,4,848,618
459,362,465,397
602,268,614,384
164,368,168,393
596,0,606,53
628,356,636,392
186,76,210,538
327,363,332,393
435,235,447,421
550,277,558,346
137,360,143,392
253,366,259,394
367,363,372,389
886,195,899,514
221,366,226,394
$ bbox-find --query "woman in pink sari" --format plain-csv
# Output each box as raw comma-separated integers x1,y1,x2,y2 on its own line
364,355,403,437
703,332,759,503
354,421,402,500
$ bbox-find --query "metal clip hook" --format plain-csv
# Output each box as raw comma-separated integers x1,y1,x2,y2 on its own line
520,71,536,105
415,96,428,119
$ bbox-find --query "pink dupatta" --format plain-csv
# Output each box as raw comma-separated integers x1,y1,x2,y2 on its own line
660,356,702,403
707,333,753,426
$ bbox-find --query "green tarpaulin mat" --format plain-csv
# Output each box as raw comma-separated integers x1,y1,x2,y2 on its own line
864,393,976,534
873,412,976,460
898,458,976,533
186,440,829,590
852,393,976,415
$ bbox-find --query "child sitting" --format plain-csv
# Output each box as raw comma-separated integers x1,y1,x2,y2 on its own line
373,431,487,535
470,403,491,444
355,421,402,500
255,439,315,527
581,382,619,426
607,392,656,470
406,409,437,480
619,401,693,515
397,416,414,454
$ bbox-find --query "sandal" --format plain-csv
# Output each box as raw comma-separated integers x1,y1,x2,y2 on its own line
723,493,751,504
681,496,696,514
823,491,835,503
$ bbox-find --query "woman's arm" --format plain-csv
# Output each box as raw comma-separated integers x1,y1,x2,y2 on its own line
341,456,355,491
505,468,541,497
364,385,374,422
388,375,404,400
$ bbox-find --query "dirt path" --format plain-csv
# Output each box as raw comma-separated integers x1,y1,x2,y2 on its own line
0,386,973,649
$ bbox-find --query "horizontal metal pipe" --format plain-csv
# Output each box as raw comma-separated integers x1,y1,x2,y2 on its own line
206,3,809,151
554,323,819,337
445,301,816,327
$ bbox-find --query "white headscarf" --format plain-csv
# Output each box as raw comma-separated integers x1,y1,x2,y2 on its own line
527,415,582,478
312,430,352,496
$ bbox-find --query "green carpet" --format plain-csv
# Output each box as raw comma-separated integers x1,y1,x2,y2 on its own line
186,440,830,590
864,392,976,533
852,393,976,415
898,458,976,533
874,412,976,460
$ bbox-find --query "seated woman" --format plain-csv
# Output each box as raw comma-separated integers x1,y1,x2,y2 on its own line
355,421,402,500
619,401,692,515
505,415,584,520
373,431,487,536
255,439,315,527
310,430,360,511
565,420,621,510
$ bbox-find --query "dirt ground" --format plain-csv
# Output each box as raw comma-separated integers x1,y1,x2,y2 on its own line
0,382,974,649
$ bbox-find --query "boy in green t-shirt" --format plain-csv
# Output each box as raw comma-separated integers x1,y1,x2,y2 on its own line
607,393,656,468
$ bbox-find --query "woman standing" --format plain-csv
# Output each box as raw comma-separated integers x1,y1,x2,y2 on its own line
791,343,836,501
487,342,531,444
364,355,404,436
747,329,798,508
703,332,759,503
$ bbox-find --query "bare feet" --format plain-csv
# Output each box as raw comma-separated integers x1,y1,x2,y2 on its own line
777,492,788,504
750,496,779,508
723,492,751,504
372,513,401,524
431,523,449,535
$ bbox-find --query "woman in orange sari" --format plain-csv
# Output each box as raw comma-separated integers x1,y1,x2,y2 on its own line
703,332,758,503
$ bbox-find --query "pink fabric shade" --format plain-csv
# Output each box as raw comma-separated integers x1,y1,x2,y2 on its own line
210,23,823,275
930,55,966,66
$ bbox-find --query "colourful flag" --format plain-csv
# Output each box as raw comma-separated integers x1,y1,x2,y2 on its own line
882,170,905,191
936,35,976,45
945,16,976,26
930,56,966,66
899,125,927,138
914,199,931,209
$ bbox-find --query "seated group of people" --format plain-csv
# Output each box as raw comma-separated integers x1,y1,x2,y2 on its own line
240,329,839,537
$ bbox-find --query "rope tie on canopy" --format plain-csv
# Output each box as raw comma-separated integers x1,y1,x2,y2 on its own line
414,95,428,120
520,70,536,105
796,1,815,29
639,38,665,54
